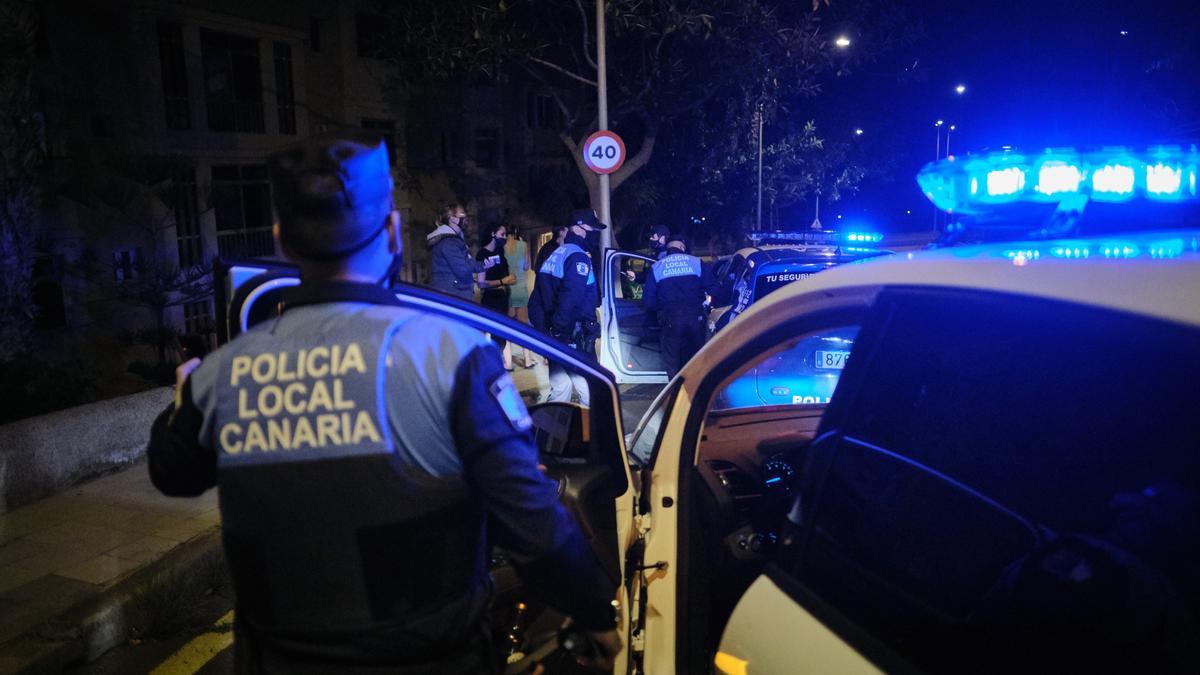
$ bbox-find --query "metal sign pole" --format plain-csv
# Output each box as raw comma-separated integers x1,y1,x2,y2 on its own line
596,0,613,252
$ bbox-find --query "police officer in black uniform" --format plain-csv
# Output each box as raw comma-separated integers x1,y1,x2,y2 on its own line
528,209,603,404
146,136,620,673
643,237,709,379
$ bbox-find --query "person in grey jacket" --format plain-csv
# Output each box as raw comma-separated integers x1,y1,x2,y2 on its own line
427,203,495,299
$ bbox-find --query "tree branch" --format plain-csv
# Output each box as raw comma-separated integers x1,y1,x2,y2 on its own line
528,56,597,86
611,125,657,191
574,0,598,70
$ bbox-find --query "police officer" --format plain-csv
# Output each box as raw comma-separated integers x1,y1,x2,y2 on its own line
647,224,671,260
529,209,603,405
643,237,709,379
146,136,620,673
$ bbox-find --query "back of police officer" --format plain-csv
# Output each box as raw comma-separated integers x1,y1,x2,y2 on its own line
147,136,619,673
528,209,603,350
643,239,708,379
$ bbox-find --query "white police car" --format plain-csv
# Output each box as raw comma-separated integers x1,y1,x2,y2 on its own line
219,145,1200,674
600,231,890,386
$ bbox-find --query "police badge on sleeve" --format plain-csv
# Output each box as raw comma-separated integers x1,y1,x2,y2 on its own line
490,373,533,431
575,261,590,276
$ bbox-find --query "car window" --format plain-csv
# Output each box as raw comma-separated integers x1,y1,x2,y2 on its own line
751,262,826,302
793,290,1200,673
627,382,676,465
712,326,859,410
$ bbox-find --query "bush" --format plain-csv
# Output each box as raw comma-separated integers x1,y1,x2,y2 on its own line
0,355,103,425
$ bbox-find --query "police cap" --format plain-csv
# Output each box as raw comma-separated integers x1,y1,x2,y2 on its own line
268,135,394,260
569,208,606,230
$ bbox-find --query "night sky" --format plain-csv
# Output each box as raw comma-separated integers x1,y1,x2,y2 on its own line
829,0,1200,232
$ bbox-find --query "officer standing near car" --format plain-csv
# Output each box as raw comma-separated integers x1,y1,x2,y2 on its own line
529,209,604,405
146,136,620,673
643,237,709,379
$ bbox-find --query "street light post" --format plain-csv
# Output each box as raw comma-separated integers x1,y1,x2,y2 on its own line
596,0,613,251
755,104,764,231
946,124,956,157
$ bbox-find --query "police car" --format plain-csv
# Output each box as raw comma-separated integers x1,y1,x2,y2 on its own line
219,145,1200,674
600,231,890,385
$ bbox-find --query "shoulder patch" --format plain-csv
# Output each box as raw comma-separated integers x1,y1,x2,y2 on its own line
575,261,591,276
490,373,533,432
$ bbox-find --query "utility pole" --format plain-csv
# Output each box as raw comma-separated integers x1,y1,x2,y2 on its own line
596,0,613,252
755,104,764,231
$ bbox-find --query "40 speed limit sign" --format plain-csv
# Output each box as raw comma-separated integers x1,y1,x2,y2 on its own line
582,130,626,175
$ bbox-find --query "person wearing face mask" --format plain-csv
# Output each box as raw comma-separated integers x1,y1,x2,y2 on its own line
146,136,622,673
476,222,518,365
528,209,605,404
427,202,494,300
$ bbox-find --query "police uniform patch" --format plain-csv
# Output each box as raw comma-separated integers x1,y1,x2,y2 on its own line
575,262,590,276
490,373,533,431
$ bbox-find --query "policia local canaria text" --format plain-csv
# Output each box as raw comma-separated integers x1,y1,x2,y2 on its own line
219,343,383,455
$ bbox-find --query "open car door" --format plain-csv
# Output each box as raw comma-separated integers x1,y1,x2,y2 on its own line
214,258,639,672
600,250,670,384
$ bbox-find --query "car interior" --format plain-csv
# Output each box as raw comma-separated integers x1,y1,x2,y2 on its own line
680,325,860,667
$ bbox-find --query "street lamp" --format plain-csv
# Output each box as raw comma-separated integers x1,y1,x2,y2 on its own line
955,83,967,95
947,124,957,156
934,119,944,161
835,36,851,48
854,128,864,136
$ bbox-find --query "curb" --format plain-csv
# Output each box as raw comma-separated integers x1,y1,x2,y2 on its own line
0,528,224,675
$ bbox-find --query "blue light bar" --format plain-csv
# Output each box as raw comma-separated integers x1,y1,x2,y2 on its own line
844,231,883,243
918,146,1200,214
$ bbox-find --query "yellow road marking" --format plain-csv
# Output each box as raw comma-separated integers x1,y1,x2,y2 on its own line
149,611,234,675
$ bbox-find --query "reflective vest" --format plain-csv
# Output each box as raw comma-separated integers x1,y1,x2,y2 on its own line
210,306,485,651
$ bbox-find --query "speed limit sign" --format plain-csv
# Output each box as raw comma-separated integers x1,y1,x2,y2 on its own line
582,130,626,175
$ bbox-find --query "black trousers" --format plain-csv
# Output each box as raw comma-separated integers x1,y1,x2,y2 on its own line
661,313,706,379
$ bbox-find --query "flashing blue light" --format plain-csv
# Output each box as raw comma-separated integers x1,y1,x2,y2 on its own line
1092,163,1137,198
1036,162,1083,195
844,231,883,243
1050,246,1090,259
765,477,782,485
1148,238,1184,259
1146,163,1183,196
986,167,1026,196
1101,242,1140,258
917,145,1199,214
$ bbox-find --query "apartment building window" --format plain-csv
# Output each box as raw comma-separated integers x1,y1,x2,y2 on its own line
361,118,397,165
201,29,265,133
274,42,297,135
174,171,203,267
113,248,142,282
211,165,273,258
474,127,500,169
157,20,191,130
356,12,392,58
309,17,322,52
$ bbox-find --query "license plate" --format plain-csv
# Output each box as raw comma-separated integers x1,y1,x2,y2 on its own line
815,350,850,370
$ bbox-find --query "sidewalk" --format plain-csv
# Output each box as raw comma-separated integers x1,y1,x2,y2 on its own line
0,460,220,674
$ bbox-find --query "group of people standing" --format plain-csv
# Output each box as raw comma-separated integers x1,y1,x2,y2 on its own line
425,203,536,369
425,202,709,384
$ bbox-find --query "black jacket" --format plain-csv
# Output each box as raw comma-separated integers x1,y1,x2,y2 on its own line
427,225,484,296
147,281,615,669
528,233,597,341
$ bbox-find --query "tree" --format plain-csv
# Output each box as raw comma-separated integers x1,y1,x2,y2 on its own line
68,155,213,372
379,0,849,235
0,0,42,361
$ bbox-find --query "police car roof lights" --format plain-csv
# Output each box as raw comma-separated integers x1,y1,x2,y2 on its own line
919,146,1200,215
746,230,883,246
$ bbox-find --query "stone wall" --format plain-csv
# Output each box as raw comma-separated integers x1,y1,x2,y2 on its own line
0,387,172,512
